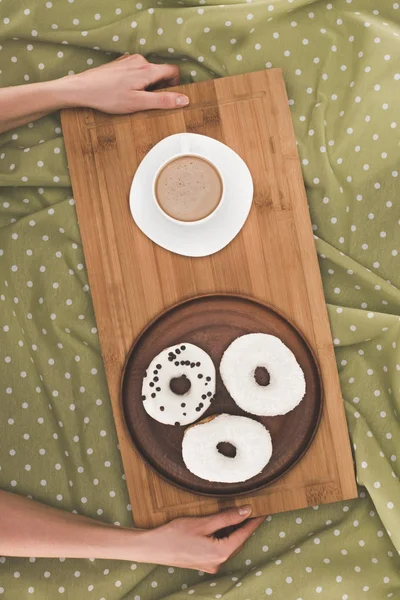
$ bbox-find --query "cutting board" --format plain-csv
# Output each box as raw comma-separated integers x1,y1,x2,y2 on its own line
61,69,357,527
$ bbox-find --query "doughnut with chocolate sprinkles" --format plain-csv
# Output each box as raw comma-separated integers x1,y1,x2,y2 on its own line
141,343,216,425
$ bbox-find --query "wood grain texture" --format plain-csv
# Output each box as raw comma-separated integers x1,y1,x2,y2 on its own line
61,69,357,527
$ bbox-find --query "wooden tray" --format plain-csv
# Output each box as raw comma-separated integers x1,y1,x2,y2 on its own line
61,69,357,527
121,294,323,497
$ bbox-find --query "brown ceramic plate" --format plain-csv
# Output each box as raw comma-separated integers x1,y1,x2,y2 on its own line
121,294,323,497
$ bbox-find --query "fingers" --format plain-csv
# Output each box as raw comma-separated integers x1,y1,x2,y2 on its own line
226,516,264,552
116,53,146,64
202,505,253,536
148,63,181,88
109,56,180,90
110,55,180,86
114,54,131,62
131,90,189,112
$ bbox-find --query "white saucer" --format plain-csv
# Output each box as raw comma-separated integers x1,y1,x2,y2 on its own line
129,133,253,257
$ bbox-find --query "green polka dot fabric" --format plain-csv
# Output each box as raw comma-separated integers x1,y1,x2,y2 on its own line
1,0,400,598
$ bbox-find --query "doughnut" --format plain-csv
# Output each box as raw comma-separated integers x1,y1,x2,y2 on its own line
141,342,216,426
220,333,306,417
182,413,273,483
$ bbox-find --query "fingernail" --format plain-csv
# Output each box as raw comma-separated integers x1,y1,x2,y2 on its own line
238,505,252,516
176,95,189,106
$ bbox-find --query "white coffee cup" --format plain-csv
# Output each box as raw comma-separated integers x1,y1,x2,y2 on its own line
153,153,225,226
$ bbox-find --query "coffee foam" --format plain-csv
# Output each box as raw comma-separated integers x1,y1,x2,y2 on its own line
155,155,222,222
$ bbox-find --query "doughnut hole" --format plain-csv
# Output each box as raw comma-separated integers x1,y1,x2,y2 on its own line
170,374,191,395
217,441,237,458
254,366,270,386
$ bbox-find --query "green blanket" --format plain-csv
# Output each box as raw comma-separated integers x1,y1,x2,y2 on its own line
1,0,399,598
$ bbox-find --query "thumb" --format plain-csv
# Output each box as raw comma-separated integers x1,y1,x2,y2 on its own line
201,505,253,536
132,90,189,112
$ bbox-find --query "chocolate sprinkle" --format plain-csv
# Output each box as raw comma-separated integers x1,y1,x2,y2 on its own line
174,361,179,366
201,394,206,400
176,349,181,355
151,393,156,398
181,345,186,350
181,402,186,408
196,362,200,367
160,406,165,411
156,364,162,369
141,395,146,401
149,382,154,388
156,387,161,392
175,421,180,426
153,370,158,375
198,374,203,379
154,376,159,382
206,376,211,382
195,407,201,412
183,412,187,416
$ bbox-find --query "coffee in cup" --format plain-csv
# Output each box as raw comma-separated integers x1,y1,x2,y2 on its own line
154,155,223,223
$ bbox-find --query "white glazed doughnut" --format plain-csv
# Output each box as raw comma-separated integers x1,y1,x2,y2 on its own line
182,414,272,483
142,343,216,426
220,333,306,417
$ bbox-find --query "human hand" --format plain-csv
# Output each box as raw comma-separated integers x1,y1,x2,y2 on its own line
61,54,189,114
140,505,264,573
